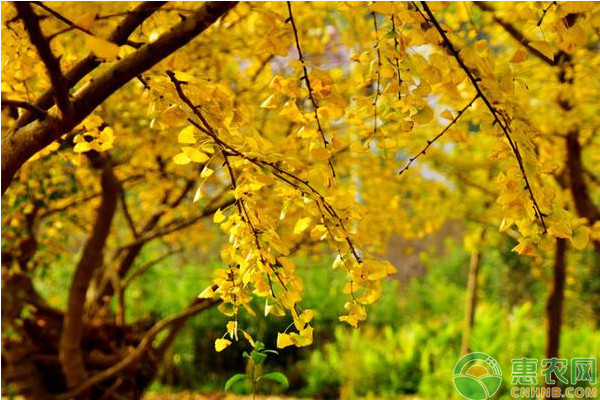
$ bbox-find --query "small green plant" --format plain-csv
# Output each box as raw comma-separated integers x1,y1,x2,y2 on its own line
224,341,289,399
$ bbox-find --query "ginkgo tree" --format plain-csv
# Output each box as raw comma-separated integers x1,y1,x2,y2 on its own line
2,1,600,399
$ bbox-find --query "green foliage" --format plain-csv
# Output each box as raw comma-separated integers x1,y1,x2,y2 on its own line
225,341,289,398
224,374,248,392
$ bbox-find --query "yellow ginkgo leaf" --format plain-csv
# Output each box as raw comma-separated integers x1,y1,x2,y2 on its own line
510,48,527,63
570,226,590,250
181,147,209,163
173,152,191,165
86,34,120,60
412,105,434,124
214,338,231,352
293,217,311,235
310,146,330,161
178,126,196,144
276,332,294,349
213,208,226,223
201,167,214,178
198,285,216,299
260,94,277,109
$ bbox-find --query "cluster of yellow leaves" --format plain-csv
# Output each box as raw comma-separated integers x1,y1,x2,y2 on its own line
73,116,115,154
5,0,599,355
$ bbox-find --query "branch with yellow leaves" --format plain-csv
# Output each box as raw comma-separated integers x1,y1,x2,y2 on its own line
33,1,143,48
391,15,403,100
398,94,479,176
371,12,382,136
2,1,237,194
167,71,363,267
418,1,548,234
15,1,166,129
474,2,557,66
286,1,336,179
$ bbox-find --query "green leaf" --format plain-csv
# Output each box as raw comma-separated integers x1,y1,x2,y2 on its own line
258,372,289,389
225,373,248,391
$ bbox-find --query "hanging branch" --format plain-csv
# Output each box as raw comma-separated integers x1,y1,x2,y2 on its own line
167,71,363,266
371,12,382,136
286,1,336,178
14,2,72,116
398,94,479,176
419,1,548,234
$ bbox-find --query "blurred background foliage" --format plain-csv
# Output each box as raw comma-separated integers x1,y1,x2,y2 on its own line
33,234,600,399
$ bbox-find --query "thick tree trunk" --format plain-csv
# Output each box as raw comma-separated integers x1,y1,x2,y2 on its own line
60,162,120,390
461,248,482,355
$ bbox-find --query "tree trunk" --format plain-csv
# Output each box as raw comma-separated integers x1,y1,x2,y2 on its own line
60,163,120,391
545,238,567,398
461,247,482,355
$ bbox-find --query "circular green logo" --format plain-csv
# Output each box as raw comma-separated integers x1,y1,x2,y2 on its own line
453,352,502,400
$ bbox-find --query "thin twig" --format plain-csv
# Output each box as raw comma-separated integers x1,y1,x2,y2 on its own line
398,94,479,176
371,12,382,136
391,15,403,100
537,1,557,26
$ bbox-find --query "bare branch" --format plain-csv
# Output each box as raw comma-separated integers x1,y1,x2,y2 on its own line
1,98,47,120
118,186,138,238
122,249,183,289
14,2,72,115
